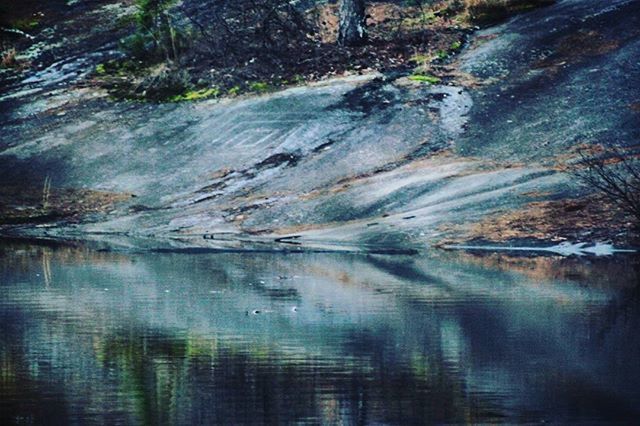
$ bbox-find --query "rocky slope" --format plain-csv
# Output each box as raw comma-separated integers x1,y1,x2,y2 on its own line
1,0,638,252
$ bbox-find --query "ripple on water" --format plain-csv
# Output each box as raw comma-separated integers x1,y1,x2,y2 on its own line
0,243,639,424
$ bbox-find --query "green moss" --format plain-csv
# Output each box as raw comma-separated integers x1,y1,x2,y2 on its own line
410,54,431,64
408,74,441,84
436,49,448,60
249,81,271,93
279,75,306,87
169,87,220,102
450,40,462,50
421,10,437,23
227,86,241,96
12,17,40,31
402,10,436,29
96,59,144,77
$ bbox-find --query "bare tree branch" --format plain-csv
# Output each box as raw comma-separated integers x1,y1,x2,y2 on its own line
573,146,640,226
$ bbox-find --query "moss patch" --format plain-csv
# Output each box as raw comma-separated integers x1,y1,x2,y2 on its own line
408,74,441,84
11,16,41,31
169,87,220,102
227,85,241,96
95,63,107,75
248,81,271,93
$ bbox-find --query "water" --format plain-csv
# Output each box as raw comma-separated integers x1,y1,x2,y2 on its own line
1,242,639,425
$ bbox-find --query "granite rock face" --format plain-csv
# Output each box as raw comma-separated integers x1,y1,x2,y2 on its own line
1,0,637,252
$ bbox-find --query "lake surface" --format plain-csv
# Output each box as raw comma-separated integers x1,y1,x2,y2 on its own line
1,242,639,425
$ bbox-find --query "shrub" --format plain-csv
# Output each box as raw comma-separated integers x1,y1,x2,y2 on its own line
180,0,310,68
0,48,17,68
136,67,192,100
120,33,154,61
11,16,40,31
124,0,190,62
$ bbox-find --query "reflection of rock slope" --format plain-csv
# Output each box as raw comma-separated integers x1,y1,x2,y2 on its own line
1,245,639,423
1,0,638,250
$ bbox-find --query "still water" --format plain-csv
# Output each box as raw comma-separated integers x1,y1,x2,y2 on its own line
1,242,639,424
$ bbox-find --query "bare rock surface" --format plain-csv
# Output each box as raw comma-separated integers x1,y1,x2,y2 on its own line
1,0,638,252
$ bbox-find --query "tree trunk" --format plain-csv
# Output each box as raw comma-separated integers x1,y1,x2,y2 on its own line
338,0,366,47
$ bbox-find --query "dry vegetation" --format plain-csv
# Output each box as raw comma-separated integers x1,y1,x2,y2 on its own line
1,0,557,100
95,0,476,100
464,0,556,24
438,194,637,246
0,47,17,68
92,0,557,101
0,185,133,226
573,146,640,227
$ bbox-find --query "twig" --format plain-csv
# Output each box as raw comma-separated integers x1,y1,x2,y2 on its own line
42,176,51,210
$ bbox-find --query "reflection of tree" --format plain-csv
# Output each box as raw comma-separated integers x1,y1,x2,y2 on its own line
41,247,52,288
596,261,640,341
90,327,502,424
94,330,189,424
5,243,639,423
0,317,69,424
93,330,320,424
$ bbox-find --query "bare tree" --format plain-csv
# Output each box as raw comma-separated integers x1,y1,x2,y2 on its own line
574,146,640,227
338,0,367,46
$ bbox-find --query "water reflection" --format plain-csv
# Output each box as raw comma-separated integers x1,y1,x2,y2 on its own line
1,242,639,424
